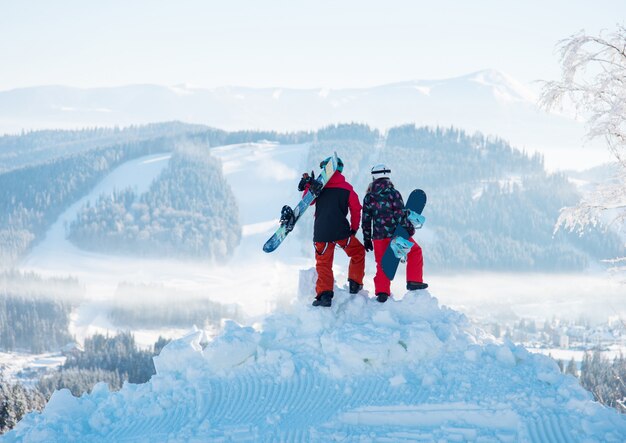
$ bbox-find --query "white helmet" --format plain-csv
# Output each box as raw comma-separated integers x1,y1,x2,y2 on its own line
371,164,391,180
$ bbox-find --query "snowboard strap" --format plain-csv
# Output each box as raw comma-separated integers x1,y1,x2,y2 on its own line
407,210,426,229
390,236,414,261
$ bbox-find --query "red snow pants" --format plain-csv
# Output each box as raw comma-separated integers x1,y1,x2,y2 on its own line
314,235,365,295
372,237,423,295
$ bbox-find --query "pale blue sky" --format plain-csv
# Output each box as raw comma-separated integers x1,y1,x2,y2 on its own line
0,0,624,90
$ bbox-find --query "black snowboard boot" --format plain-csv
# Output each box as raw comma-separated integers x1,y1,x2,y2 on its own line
312,291,333,307
406,281,428,291
376,293,389,303
280,205,296,233
348,279,363,294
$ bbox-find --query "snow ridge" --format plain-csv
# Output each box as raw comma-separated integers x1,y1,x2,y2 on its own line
4,286,626,442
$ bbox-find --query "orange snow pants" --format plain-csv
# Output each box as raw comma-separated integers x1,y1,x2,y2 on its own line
314,235,365,295
373,237,423,295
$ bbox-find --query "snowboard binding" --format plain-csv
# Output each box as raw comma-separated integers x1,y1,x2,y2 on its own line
407,209,426,229
390,236,414,262
280,205,296,233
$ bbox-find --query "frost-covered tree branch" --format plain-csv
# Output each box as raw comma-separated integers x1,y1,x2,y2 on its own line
541,26,626,273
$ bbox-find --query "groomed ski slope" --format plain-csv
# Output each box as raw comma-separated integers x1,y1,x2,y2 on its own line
5,278,626,443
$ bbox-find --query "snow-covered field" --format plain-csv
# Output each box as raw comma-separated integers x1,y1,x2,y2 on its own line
528,347,626,364
5,289,625,442
0,352,65,387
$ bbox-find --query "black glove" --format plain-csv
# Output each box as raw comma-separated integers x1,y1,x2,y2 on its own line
297,173,309,191
308,174,323,196
297,171,316,191
349,229,357,237
364,238,373,252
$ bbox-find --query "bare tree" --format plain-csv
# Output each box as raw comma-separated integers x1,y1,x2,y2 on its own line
541,26,626,273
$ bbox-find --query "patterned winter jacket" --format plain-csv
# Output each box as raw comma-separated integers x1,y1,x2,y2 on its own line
362,178,414,241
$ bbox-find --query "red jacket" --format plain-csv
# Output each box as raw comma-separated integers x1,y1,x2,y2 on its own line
304,172,361,242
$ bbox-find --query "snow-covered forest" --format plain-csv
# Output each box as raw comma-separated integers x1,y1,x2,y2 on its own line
305,125,623,270
68,150,240,259
1,122,621,270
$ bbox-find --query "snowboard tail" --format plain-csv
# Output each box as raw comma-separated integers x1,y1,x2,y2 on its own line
263,153,338,253
381,189,427,280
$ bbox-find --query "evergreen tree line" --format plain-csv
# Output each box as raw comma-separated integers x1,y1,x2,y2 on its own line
2,121,622,269
37,333,169,399
0,333,170,435
0,121,379,175
0,271,241,352
59,332,162,385
556,351,626,414
304,125,624,271
67,149,240,260
108,283,244,328
0,122,207,172
0,135,184,266
315,123,381,144
189,121,382,147
188,128,311,147
0,272,82,353
0,295,73,353
0,375,45,435
0,121,379,174
35,368,123,400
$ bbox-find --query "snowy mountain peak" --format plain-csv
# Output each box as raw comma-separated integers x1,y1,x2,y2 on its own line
5,281,625,441
468,69,537,103
167,83,196,96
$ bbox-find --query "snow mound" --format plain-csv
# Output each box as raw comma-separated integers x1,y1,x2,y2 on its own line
5,286,626,442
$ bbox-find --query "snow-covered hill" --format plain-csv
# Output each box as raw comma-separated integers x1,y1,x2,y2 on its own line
23,153,172,270
0,70,610,170
16,142,318,351
4,285,625,442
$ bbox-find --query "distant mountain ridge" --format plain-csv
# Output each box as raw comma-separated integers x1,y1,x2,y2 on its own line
0,70,602,169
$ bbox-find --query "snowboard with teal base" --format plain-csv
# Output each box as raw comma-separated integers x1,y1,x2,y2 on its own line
263,153,338,253
381,189,427,280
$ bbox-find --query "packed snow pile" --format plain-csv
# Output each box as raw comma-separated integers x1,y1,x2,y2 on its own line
5,282,626,442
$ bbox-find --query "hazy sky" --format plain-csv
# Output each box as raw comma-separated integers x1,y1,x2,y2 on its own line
0,0,624,90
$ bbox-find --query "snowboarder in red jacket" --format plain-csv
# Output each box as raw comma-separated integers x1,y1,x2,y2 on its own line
299,156,365,307
361,164,428,303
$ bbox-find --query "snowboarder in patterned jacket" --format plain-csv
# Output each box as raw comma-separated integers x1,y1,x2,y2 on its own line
361,164,427,303
299,156,365,307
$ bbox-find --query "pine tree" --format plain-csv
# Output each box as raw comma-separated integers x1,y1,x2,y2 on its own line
566,358,578,377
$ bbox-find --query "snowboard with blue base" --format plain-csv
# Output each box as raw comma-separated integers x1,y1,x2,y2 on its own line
263,153,338,253
381,189,427,280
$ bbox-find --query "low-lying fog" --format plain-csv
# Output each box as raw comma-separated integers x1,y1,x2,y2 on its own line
16,247,626,348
